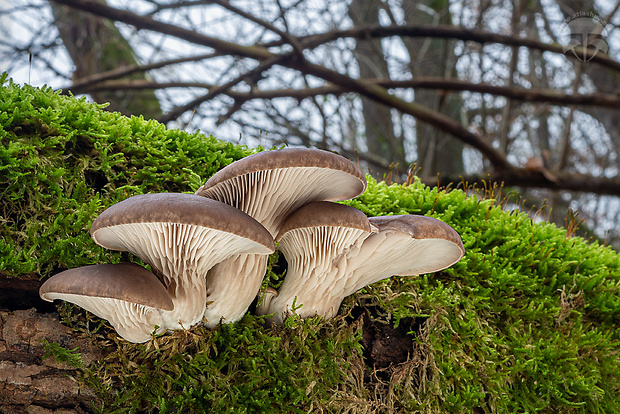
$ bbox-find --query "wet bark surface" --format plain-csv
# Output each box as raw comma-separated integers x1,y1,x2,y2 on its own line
0,275,101,414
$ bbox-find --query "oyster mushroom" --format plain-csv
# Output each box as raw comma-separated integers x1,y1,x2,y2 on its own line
195,148,366,327
90,193,274,330
40,263,173,343
340,215,465,297
259,206,464,324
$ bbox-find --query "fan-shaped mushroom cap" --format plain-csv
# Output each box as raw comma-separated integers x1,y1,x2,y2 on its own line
257,202,375,324
196,148,367,327
196,147,366,236
340,215,465,297
261,212,465,324
90,193,274,330
40,263,173,343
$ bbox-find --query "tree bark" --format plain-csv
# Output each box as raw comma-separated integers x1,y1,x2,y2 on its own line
0,304,102,413
50,0,162,119
400,0,464,180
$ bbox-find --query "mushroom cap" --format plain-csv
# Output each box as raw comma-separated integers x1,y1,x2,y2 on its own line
365,215,464,276
195,148,367,236
40,263,173,310
199,148,366,201
276,201,373,242
262,213,465,324
195,149,366,327
338,215,464,300
40,263,173,343
91,193,274,253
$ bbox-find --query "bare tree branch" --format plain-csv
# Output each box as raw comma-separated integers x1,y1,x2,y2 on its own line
51,0,513,172
80,78,620,109
60,53,221,94
422,171,620,197
51,0,274,61
208,0,305,55
157,54,284,124
45,0,620,200
295,24,620,72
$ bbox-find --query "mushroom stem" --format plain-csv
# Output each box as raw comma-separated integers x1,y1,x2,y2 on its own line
260,210,465,324
90,193,274,331
255,202,374,324
100,222,251,329
262,227,369,324
203,254,269,327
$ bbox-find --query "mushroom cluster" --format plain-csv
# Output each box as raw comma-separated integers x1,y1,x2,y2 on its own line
40,148,464,343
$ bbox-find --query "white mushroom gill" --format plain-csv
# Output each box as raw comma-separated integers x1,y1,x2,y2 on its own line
260,212,464,325
337,232,465,298
199,171,366,325
202,167,364,236
42,293,165,343
260,225,372,324
195,149,366,327
92,222,272,330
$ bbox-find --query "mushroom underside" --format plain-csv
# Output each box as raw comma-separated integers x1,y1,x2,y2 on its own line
198,167,366,236
340,233,465,297
259,224,372,322
261,221,464,324
93,222,273,329
41,293,166,343
203,253,269,327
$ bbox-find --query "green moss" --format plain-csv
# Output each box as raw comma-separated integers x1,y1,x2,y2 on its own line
3,77,620,413
73,313,362,414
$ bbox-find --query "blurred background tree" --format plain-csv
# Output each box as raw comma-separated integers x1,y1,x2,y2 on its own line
1,0,619,247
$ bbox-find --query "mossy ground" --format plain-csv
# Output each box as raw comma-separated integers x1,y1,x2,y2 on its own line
2,75,619,413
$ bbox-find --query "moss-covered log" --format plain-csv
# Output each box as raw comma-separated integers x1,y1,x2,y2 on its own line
1,75,619,413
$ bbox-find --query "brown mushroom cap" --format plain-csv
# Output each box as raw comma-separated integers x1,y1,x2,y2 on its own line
90,193,274,330
40,263,173,310
261,212,465,324
367,215,463,252
91,193,274,252
40,263,173,343
276,201,373,242
367,215,464,276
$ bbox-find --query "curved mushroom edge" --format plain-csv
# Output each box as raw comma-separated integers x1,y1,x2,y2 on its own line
39,263,174,310
276,201,373,242
368,215,465,256
263,213,465,323
90,193,275,253
195,148,367,197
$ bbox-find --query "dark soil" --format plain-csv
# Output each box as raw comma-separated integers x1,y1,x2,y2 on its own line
361,313,418,369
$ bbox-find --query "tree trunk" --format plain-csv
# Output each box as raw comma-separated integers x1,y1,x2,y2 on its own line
50,0,162,119
400,1,464,180
348,0,406,178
